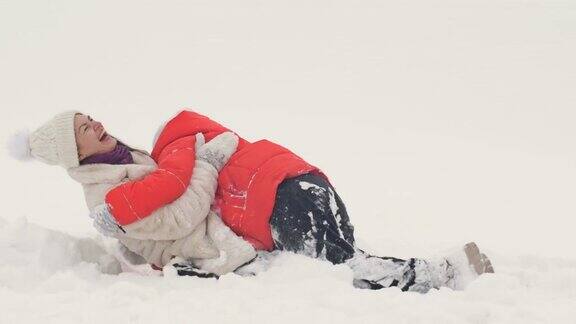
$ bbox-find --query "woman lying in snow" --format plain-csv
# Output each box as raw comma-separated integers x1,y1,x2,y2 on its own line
10,110,494,293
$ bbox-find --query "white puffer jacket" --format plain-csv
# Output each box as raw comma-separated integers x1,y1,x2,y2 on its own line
67,141,256,275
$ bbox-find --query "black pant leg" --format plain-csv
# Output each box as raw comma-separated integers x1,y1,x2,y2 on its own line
270,173,356,264
327,183,356,251
269,173,439,293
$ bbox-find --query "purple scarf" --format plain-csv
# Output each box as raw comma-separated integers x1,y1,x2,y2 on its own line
80,142,134,165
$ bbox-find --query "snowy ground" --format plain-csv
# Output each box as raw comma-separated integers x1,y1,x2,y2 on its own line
1,0,576,323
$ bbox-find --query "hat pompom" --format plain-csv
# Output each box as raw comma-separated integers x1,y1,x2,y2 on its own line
6,129,33,161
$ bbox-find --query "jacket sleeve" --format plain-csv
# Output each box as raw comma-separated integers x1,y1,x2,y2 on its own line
120,158,220,241
118,132,239,241
105,135,197,226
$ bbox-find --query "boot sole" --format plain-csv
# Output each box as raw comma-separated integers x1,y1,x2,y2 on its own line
481,253,495,273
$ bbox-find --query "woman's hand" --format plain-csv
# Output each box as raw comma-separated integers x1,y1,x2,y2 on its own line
196,132,239,171
89,203,126,238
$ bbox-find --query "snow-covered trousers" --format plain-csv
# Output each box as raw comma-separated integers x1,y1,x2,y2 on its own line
269,173,439,293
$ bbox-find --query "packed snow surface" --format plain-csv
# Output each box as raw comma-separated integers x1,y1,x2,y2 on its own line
1,217,575,323
2,0,576,323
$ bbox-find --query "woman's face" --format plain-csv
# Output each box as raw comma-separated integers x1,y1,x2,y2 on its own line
74,113,118,161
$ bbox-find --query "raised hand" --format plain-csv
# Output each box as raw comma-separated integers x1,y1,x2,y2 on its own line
196,132,239,171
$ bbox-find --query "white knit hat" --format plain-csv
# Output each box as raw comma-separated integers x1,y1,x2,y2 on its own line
7,110,81,169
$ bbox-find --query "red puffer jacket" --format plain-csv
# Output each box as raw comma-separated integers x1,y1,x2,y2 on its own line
105,110,326,250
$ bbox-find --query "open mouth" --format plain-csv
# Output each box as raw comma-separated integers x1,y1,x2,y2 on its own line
99,131,109,142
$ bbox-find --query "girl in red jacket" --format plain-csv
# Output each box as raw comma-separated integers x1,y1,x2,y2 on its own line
13,109,494,293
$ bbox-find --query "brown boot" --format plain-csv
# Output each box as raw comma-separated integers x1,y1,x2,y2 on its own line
464,242,495,275
428,241,495,290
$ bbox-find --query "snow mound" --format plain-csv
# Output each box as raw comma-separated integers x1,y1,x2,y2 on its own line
0,217,121,291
